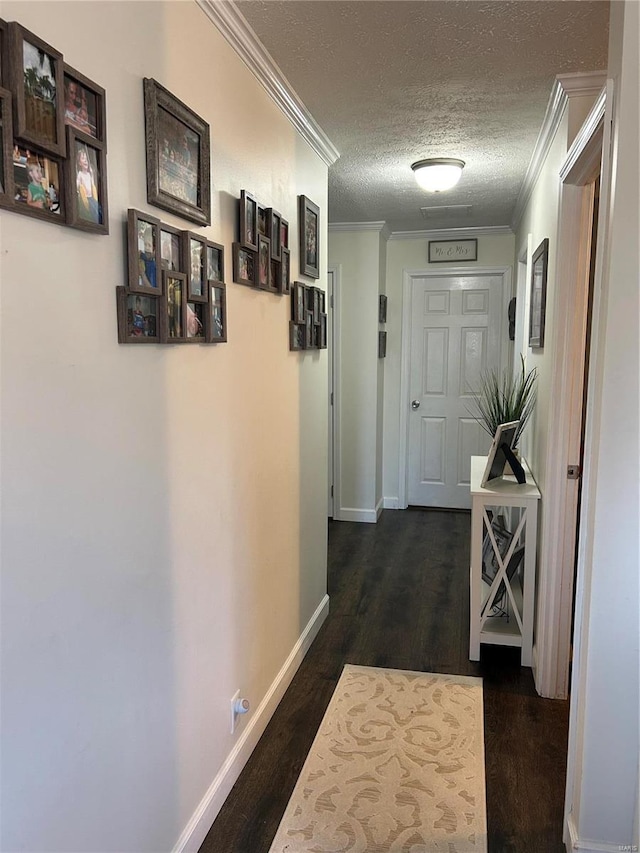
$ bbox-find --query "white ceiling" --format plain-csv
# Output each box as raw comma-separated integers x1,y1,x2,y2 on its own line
236,0,609,232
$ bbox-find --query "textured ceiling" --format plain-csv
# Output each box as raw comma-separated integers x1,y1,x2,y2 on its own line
237,0,609,232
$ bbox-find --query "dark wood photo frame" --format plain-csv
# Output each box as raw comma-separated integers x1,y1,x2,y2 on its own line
116,286,162,344
164,269,187,342
280,247,291,295
267,207,282,261
239,189,257,251
289,321,305,351
0,86,15,208
185,299,206,343
160,222,183,273
206,240,225,284
143,77,210,226
299,194,320,278
208,281,227,343
128,208,162,295
182,231,208,302
292,281,306,323
232,242,256,288
529,237,549,348
257,233,271,290
11,142,64,223
65,126,108,234
63,63,106,146
8,22,66,158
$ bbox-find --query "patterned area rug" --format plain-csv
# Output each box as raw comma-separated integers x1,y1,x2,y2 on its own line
268,665,487,853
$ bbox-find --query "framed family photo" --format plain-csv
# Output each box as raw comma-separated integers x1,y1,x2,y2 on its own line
239,189,257,251
0,86,15,208
232,242,256,287
63,63,106,145
65,127,108,233
529,237,549,348
143,78,210,226
182,231,207,302
257,233,271,290
292,281,306,323
267,207,282,261
12,143,63,222
128,208,162,295
208,282,227,343
116,286,161,344
160,222,182,273
9,22,66,158
298,194,319,278
206,240,224,283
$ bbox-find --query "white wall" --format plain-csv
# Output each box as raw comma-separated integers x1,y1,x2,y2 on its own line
0,3,328,851
382,232,516,505
565,0,639,846
329,227,384,521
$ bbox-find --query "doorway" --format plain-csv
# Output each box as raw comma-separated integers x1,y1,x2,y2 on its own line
399,267,511,509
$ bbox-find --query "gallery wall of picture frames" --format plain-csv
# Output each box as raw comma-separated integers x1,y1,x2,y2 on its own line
290,281,327,351
117,208,227,345
0,19,109,233
233,189,291,294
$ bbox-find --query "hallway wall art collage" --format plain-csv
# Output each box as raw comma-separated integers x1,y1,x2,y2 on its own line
0,19,108,233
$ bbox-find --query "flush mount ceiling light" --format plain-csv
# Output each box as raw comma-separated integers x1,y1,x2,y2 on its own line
411,158,465,192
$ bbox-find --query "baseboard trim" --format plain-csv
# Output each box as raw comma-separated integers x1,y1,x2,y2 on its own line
337,507,379,523
173,594,330,853
565,813,632,852
383,496,400,510
375,498,383,520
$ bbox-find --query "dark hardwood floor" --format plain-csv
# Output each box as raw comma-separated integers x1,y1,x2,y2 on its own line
200,509,569,853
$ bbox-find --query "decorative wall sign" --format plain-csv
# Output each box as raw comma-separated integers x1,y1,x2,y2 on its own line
143,78,210,226
428,238,478,263
529,238,549,348
299,194,319,278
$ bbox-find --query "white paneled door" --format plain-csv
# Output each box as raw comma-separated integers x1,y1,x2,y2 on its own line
407,272,505,508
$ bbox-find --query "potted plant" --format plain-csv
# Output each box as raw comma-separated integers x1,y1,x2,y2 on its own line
469,355,537,452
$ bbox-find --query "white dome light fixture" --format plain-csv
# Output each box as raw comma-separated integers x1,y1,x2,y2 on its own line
411,158,465,192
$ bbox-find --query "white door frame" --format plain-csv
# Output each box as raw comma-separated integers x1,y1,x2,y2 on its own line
398,265,512,509
534,88,608,701
327,265,343,520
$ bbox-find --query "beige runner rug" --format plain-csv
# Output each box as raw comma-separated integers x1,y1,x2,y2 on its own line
269,665,487,853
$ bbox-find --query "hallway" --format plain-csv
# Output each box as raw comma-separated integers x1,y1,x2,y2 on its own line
201,510,569,852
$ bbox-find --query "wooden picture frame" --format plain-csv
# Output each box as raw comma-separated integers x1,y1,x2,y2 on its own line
128,208,162,295
299,194,319,278
11,142,64,223
280,217,289,250
164,269,187,342
280,247,291,294
0,19,7,89
0,86,15,208
206,240,224,284
8,22,66,158
208,281,227,343
292,281,306,323
270,259,280,294
182,231,207,302
289,321,305,351
267,207,282,261
116,286,161,344
257,203,267,237
529,237,549,348
378,330,387,358
239,189,257,251
379,294,387,324
319,313,328,349
257,233,271,290
160,222,183,273
185,300,206,342
232,242,256,287
305,310,314,349
63,63,106,146
143,77,210,226
64,126,108,233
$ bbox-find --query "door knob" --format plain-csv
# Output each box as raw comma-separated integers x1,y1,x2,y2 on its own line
411,400,421,410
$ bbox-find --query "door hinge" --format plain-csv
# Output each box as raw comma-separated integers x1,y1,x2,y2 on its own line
567,465,581,480
331,485,334,497
330,392,334,405
330,294,334,308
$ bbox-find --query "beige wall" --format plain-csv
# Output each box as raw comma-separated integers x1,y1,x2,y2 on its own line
0,2,328,851
329,227,384,520
382,233,516,504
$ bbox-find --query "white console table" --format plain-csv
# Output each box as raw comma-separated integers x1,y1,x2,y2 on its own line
469,455,541,666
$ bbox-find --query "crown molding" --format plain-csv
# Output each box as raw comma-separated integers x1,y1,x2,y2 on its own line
329,221,388,233
196,0,340,167
511,71,607,230
388,225,514,241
